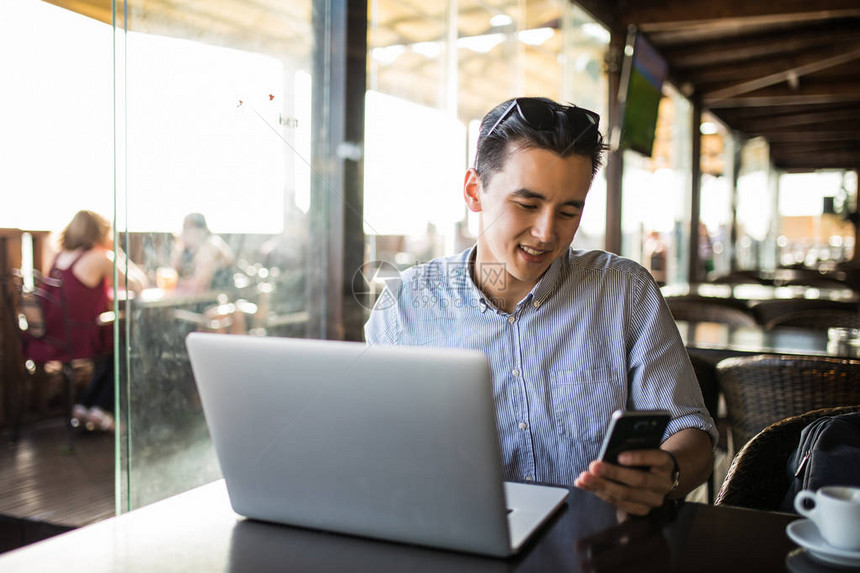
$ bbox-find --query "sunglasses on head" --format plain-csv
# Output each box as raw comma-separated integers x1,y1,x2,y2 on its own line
480,97,600,161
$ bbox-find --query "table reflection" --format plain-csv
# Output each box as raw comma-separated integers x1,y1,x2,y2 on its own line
676,320,860,359
662,283,859,304
221,487,801,573
226,485,619,573
0,478,802,572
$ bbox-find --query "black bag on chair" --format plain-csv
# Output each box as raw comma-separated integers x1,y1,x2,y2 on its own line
780,412,860,513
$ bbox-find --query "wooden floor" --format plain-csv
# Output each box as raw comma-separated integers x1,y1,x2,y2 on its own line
0,417,115,530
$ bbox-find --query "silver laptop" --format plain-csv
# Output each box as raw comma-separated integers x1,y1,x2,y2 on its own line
185,333,568,557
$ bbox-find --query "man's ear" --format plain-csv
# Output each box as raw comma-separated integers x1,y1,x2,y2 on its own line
463,168,483,213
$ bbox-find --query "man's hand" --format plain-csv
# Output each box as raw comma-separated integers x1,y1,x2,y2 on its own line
575,428,714,515
574,449,676,516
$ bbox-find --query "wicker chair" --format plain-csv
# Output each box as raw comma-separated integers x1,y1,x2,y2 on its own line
715,405,860,511
770,268,848,289
764,309,860,331
1,269,76,442
716,354,860,452
750,299,858,329
666,297,757,328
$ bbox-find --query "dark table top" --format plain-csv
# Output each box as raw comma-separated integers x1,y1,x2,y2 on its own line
662,283,859,304
676,320,860,360
0,480,817,573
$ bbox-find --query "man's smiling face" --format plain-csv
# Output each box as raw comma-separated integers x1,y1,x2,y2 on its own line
464,144,593,306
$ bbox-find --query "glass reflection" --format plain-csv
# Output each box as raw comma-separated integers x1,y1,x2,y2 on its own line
365,1,608,315
118,0,315,509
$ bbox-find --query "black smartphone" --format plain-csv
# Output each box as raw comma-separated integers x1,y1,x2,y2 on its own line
598,409,671,469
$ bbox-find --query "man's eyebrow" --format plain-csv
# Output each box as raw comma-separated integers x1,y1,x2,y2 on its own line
510,188,584,209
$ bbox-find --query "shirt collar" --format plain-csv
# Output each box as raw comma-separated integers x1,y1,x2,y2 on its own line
530,248,569,309
464,245,569,314
462,246,491,313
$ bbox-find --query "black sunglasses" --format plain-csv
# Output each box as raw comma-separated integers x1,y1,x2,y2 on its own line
480,97,600,160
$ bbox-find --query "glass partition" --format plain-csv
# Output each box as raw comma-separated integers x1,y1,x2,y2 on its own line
736,137,776,270
699,114,735,279
620,85,693,285
777,171,854,268
116,0,322,510
3,0,611,515
365,0,609,312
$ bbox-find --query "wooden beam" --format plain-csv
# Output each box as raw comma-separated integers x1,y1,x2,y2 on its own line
664,28,859,70
779,164,858,172
44,0,111,26
702,45,860,101
733,109,860,130
775,153,860,161
688,61,858,93
764,131,860,143
770,148,860,170
773,144,860,154
715,102,860,121
645,22,789,45
772,152,860,166
772,140,860,153
705,81,860,107
708,94,859,108
690,64,859,102
570,0,621,33
777,163,859,172
622,0,860,29
760,124,860,138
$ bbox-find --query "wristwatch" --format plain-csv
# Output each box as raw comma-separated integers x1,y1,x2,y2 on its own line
665,451,681,494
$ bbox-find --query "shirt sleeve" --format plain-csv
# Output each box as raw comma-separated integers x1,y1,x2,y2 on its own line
626,271,719,448
363,285,401,346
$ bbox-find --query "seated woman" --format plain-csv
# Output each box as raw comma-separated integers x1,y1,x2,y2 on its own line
29,210,148,431
170,213,234,293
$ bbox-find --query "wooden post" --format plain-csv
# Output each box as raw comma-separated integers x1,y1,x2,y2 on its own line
688,98,703,282
604,29,625,255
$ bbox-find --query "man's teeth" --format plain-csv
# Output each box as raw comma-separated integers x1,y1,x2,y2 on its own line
521,246,544,255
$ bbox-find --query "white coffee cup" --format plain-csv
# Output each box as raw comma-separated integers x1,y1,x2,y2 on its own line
795,486,860,550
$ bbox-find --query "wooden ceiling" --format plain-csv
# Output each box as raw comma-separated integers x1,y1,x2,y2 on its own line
577,0,860,173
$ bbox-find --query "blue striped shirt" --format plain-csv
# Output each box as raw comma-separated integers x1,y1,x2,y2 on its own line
364,246,717,486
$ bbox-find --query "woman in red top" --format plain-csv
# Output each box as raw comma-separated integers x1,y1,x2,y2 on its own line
31,210,148,431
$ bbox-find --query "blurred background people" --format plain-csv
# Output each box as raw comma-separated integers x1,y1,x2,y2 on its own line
32,210,148,431
699,222,715,278
170,213,234,293
644,230,668,287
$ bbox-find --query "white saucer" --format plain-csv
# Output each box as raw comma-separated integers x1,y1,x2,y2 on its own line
786,519,860,568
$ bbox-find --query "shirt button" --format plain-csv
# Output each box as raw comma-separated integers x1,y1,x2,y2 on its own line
525,475,534,482
519,421,527,430
533,300,541,309
508,316,515,324
512,368,519,377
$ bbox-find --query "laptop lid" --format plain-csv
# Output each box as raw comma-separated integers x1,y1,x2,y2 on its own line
186,333,516,556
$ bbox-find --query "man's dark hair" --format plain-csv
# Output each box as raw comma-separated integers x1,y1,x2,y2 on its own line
474,97,606,188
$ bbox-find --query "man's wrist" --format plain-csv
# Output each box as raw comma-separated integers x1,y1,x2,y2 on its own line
665,450,681,495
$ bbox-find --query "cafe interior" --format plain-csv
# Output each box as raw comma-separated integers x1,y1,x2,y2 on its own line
1,0,859,569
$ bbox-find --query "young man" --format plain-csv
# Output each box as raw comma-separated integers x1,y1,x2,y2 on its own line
364,97,716,515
